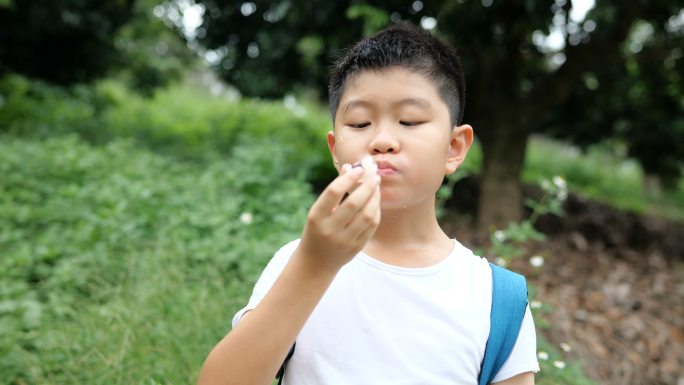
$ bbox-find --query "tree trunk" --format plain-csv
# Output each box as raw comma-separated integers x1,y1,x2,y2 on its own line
477,125,530,231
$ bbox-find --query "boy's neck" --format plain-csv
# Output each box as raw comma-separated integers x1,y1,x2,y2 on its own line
363,200,453,268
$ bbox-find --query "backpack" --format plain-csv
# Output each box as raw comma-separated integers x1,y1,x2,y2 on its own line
479,263,528,385
277,262,529,385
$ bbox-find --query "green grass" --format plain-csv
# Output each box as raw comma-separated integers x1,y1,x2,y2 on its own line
459,135,684,222
0,134,312,384
523,136,684,221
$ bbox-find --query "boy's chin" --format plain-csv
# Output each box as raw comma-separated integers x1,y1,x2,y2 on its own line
378,197,412,210
378,192,437,211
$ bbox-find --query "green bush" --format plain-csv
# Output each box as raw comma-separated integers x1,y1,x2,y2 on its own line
523,136,684,221
0,75,336,183
0,75,101,138
0,134,313,384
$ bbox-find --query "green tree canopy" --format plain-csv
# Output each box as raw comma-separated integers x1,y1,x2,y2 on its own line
0,0,193,93
0,0,135,84
546,18,684,190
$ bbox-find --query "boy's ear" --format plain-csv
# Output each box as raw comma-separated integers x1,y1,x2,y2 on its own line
445,124,474,175
327,131,340,171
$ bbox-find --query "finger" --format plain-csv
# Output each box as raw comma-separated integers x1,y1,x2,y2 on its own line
331,174,380,227
340,163,351,175
346,185,381,241
310,165,364,215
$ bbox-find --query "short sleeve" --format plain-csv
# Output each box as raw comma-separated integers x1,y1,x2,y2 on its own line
231,239,301,328
491,305,540,383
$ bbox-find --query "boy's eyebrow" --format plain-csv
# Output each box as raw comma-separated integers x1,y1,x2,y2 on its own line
343,100,372,113
393,97,431,109
343,97,431,113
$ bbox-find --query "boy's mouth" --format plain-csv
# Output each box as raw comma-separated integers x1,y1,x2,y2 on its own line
352,158,396,177
352,156,378,181
375,160,396,172
376,166,395,177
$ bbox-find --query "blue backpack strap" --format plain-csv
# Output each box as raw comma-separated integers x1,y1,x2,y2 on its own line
479,263,529,385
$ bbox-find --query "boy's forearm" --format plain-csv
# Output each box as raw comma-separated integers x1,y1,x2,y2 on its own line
197,249,338,385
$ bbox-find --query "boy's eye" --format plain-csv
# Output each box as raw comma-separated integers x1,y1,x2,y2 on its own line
399,121,423,127
349,122,370,129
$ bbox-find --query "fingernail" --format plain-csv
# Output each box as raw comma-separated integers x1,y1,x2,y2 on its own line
341,163,351,173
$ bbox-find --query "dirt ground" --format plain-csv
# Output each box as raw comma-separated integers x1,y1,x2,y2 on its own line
442,180,684,385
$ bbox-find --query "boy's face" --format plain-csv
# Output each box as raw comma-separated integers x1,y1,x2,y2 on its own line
328,66,473,209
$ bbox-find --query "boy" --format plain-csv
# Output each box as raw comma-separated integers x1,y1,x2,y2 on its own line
198,22,539,385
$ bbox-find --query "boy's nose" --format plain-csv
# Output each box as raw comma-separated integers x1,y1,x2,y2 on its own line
369,124,400,154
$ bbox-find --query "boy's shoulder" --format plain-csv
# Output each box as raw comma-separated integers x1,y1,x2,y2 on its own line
450,238,495,271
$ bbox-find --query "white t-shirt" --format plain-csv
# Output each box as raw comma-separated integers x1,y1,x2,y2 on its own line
233,239,540,385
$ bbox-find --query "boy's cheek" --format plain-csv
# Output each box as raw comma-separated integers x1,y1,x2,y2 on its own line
333,144,360,164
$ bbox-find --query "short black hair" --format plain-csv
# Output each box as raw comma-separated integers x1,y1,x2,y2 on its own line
328,22,466,127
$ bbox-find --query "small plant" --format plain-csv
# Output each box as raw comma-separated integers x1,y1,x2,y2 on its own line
485,176,596,385
489,175,567,267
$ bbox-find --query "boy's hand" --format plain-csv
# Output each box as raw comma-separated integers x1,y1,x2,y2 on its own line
297,163,381,274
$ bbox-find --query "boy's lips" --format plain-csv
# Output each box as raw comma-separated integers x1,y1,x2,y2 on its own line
351,158,397,176
375,160,396,176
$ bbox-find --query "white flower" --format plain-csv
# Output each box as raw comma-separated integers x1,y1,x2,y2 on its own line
537,351,549,361
283,94,305,116
283,94,297,109
553,360,566,369
552,175,567,190
495,257,507,267
529,255,545,268
239,212,253,225
557,189,568,201
530,300,542,309
493,230,506,242
560,342,572,352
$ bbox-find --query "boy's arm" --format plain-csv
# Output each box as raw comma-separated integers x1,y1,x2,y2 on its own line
197,165,381,385
196,252,338,385
492,371,534,385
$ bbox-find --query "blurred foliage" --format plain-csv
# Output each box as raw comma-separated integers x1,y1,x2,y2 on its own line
523,136,684,221
159,0,363,98
0,74,333,183
487,176,566,266
113,0,197,93
546,19,684,188
0,0,135,84
0,0,194,94
0,134,313,384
